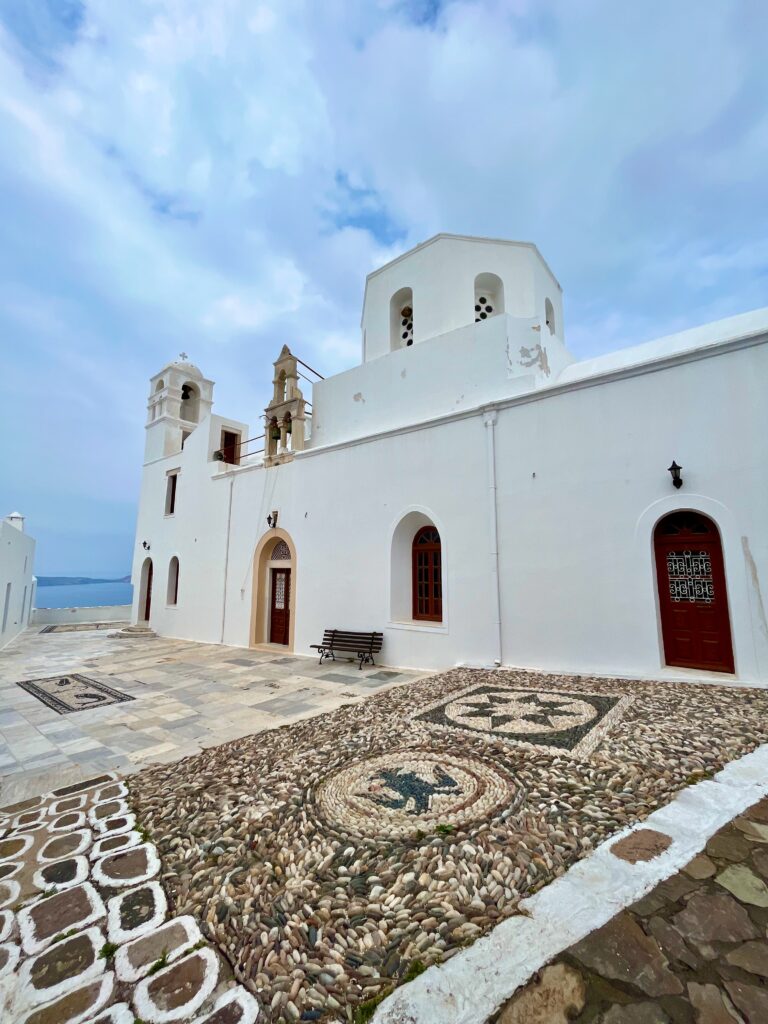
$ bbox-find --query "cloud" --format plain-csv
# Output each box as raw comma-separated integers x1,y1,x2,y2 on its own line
0,0,766,572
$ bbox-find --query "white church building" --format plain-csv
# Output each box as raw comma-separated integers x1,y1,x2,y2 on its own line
131,234,768,682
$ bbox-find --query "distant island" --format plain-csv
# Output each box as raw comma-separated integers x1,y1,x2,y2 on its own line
37,576,131,587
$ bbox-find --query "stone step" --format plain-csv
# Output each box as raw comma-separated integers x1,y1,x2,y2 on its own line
108,625,157,639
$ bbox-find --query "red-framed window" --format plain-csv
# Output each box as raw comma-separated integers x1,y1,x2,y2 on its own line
412,526,442,622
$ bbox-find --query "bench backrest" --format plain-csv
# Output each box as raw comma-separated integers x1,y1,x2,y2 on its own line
322,629,383,653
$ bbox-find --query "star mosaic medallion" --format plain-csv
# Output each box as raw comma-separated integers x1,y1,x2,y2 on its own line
415,684,631,755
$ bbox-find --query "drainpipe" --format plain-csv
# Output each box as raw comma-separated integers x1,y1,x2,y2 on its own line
483,409,503,667
220,473,235,644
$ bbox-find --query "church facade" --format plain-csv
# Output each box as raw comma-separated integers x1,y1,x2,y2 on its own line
131,234,768,682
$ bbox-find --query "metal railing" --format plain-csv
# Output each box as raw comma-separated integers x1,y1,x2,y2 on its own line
213,433,265,464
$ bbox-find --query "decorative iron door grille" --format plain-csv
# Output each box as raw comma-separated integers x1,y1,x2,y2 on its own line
666,550,714,603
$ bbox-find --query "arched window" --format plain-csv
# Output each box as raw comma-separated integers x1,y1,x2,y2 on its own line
167,557,180,606
390,287,414,350
474,273,504,322
545,298,556,335
278,370,288,402
412,526,442,621
155,379,165,392
271,539,291,560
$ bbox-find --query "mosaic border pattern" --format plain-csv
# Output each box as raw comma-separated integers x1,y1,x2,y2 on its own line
39,622,127,634
412,683,634,757
16,674,135,715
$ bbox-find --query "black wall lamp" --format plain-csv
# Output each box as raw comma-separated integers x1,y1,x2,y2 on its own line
267,511,279,529
668,461,683,489
142,540,151,551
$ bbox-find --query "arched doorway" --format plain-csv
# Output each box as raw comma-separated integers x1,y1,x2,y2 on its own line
654,511,734,673
139,557,153,623
251,531,296,649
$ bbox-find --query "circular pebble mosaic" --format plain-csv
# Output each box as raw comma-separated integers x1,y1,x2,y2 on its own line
316,750,523,838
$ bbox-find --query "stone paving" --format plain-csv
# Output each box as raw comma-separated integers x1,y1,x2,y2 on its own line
131,666,768,1023
0,628,422,803
494,796,768,1023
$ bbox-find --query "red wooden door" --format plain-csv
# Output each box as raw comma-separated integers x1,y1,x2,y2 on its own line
143,561,153,622
269,568,291,645
654,512,734,673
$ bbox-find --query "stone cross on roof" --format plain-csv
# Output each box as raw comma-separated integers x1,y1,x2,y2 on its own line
179,351,189,361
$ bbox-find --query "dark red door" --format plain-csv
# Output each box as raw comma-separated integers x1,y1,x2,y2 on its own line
143,561,153,622
654,511,734,673
269,568,290,645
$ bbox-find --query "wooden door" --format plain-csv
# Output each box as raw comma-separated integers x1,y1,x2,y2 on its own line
654,511,734,673
221,430,240,465
269,567,291,645
143,561,153,622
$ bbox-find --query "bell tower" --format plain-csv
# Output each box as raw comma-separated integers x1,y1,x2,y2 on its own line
144,355,214,462
264,346,307,466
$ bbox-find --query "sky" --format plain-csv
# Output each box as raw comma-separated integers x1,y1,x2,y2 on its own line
0,0,766,577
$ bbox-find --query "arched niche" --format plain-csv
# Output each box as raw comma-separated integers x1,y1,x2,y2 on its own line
250,529,297,649
180,381,201,422
390,510,444,623
390,287,414,350
653,510,734,673
545,297,556,335
474,273,504,322
167,556,180,606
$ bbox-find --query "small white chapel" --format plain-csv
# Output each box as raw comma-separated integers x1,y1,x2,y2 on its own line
131,234,768,682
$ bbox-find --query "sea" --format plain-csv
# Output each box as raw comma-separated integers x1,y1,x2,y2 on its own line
35,580,134,610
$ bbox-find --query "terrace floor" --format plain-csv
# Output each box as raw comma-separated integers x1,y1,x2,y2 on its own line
2,628,768,1023
0,628,423,804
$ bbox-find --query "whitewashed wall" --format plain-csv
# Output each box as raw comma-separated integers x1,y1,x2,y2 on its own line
131,324,768,683
0,518,35,650
31,605,131,625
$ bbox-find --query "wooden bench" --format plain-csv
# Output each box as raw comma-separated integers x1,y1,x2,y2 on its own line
310,629,383,670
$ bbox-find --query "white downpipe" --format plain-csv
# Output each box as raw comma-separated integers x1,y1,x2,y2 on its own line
483,410,502,666
220,473,235,644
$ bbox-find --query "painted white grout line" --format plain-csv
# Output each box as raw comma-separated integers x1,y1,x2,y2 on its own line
373,743,768,1024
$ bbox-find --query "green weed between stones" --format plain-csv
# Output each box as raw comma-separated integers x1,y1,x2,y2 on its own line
352,959,428,1022
52,928,78,944
402,959,426,983
180,938,208,957
434,823,454,835
148,949,169,975
99,941,119,960
683,767,716,787
352,988,392,1024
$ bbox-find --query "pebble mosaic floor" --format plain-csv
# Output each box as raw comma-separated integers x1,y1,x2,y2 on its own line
132,667,768,1023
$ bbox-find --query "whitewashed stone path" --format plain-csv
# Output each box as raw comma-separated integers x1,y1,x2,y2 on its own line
0,772,259,1024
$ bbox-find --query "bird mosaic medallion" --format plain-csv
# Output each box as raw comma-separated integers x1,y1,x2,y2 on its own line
316,751,523,837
